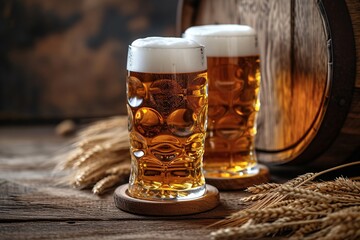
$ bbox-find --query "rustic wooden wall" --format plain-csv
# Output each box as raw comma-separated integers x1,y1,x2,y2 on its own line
0,0,178,121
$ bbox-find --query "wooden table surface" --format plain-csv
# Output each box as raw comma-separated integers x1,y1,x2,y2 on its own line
0,125,263,240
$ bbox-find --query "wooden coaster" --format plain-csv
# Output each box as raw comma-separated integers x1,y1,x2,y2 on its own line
205,164,270,190
114,184,220,216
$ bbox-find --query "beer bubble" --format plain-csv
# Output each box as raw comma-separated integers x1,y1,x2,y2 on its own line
187,75,208,111
134,150,145,158
216,115,246,140
127,76,146,107
167,109,196,137
130,132,147,150
150,135,182,161
247,112,257,128
199,106,208,132
140,157,164,179
134,107,163,137
170,182,193,190
168,157,193,171
234,137,251,151
185,133,205,160
189,76,207,90
205,136,228,153
208,104,227,119
233,104,255,116
236,88,258,105
127,105,133,131
149,79,184,115
212,65,245,91
187,95,206,112
235,67,244,79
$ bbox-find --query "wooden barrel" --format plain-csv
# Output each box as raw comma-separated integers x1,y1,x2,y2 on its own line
177,0,360,168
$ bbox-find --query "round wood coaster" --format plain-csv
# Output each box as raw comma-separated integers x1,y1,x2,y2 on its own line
205,164,270,190
114,184,220,216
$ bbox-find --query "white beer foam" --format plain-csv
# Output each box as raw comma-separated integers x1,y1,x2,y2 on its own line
184,25,259,57
127,37,207,73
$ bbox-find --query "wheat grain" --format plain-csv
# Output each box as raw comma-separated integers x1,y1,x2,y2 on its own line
302,226,331,240
334,177,360,193
267,199,295,209
63,148,84,169
273,217,292,223
324,206,360,223
105,163,130,175
74,166,109,188
246,183,281,194
228,207,306,222
290,222,322,239
311,178,360,194
285,173,316,187
211,220,314,240
239,193,268,202
92,174,122,195
288,199,317,208
73,157,123,188
277,186,333,203
321,224,360,240
289,200,334,213
74,147,110,167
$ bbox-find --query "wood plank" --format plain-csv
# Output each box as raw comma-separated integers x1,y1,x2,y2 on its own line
345,0,360,87
290,0,327,148
0,220,214,240
0,179,248,221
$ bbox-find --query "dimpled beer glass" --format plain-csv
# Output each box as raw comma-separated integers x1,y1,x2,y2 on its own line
184,25,261,178
126,37,208,200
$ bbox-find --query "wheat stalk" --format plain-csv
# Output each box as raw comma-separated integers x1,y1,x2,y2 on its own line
211,220,316,240
55,116,131,195
290,222,322,239
277,186,333,203
210,161,360,239
246,182,281,194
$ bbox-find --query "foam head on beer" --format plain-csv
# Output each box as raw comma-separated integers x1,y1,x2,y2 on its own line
184,24,259,57
127,37,207,73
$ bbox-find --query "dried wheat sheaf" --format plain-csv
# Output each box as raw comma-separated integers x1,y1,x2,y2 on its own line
210,161,360,240
55,116,131,195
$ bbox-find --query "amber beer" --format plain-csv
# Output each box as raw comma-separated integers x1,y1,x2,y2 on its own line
184,25,261,178
126,37,208,200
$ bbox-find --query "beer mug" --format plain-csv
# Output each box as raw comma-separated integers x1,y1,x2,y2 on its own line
184,25,261,178
126,37,208,200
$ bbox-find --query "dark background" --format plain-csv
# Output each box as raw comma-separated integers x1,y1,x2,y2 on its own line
0,0,179,122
